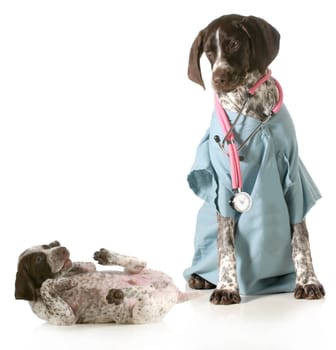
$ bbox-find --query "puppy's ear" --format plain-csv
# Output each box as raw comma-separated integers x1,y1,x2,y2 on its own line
188,30,206,89
15,262,37,301
240,16,280,73
45,241,61,249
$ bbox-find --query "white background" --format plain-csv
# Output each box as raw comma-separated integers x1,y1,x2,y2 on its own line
1,1,335,349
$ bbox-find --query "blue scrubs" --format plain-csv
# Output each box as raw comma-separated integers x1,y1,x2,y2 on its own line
183,105,321,295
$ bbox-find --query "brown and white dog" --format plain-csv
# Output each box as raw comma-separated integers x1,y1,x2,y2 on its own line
15,241,197,325
186,14,325,304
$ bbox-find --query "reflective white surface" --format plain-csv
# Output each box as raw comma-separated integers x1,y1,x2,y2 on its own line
6,285,335,350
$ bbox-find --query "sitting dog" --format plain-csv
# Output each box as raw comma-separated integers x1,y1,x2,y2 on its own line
15,241,197,325
183,14,325,304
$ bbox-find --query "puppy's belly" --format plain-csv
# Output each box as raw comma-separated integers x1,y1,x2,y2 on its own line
58,269,179,323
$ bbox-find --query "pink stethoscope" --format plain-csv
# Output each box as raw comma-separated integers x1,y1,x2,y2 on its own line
214,69,283,213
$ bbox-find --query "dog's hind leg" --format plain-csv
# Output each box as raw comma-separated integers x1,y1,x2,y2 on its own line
210,215,241,305
291,220,325,299
32,278,77,325
188,274,216,290
94,249,146,274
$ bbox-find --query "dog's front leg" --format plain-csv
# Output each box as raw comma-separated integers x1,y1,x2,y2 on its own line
94,249,147,274
210,215,241,305
291,220,325,299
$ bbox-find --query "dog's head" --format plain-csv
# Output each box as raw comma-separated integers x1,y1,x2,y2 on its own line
188,14,280,92
15,241,72,301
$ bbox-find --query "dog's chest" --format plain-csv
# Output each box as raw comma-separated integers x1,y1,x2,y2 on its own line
219,78,279,121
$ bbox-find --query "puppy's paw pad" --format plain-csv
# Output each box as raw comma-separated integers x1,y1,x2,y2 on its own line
210,289,241,305
294,283,325,300
106,289,124,305
93,248,110,265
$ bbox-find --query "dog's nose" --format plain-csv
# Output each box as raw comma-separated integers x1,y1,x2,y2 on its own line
213,75,226,86
213,76,225,85
212,70,230,90
212,70,236,92
60,247,67,255
56,247,70,259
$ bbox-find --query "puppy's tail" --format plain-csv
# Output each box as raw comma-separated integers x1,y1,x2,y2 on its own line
177,290,207,303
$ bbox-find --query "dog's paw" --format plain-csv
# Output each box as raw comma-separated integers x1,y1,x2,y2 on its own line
125,260,147,274
210,288,241,305
106,288,124,305
54,278,78,292
294,282,325,300
93,248,111,265
188,274,216,290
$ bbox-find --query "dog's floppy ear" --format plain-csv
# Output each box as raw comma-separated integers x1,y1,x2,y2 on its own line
43,240,61,249
188,29,206,89
15,261,37,301
240,16,280,73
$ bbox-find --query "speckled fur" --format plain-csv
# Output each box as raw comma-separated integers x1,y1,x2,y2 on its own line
35,269,181,325
187,14,325,303
291,221,325,299
210,216,241,305
93,248,146,274
15,243,199,325
218,71,279,121
216,69,324,303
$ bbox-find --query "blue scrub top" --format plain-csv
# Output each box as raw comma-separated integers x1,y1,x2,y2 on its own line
184,105,321,295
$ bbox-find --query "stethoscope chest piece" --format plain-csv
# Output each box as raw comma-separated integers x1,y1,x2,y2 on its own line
230,191,252,213
214,69,283,214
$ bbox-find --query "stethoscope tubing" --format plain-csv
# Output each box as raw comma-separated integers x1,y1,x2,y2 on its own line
214,71,284,194
214,94,242,190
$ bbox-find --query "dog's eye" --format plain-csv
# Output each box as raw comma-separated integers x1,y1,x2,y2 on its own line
228,40,240,52
35,255,44,264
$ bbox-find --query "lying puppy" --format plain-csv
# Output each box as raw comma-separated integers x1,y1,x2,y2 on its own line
184,14,325,304
15,241,197,325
